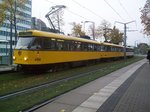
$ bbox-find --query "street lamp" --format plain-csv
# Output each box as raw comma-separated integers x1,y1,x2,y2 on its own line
84,21,95,40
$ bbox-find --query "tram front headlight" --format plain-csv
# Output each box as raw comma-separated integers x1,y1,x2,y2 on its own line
13,56,16,60
24,57,28,61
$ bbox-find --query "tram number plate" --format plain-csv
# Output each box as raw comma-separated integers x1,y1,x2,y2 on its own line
35,58,41,61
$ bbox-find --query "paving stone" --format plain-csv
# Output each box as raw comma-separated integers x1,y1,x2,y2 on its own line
72,106,97,112
97,63,150,112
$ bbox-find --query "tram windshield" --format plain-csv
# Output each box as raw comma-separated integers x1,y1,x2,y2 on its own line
16,36,45,50
15,37,35,49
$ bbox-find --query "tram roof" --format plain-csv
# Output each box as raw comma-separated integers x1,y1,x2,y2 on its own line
101,42,123,48
19,30,124,48
19,30,101,44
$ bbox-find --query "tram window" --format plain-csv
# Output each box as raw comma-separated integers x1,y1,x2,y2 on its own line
116,47,118,52
128,48,130,52
76,42,81,51
104,46,108,51
97,45,101,51
51,38,56,50
118,47,121,52
119,48,122,52
100,46,105,51
94,44,97,51
82,43,88,51
80,43,84,51
57,42,63,50
63,41,70,51
114,47,117,52
118,47,122,52
32,38,42,49
69,41,74,51
56,39,64,50
85,44,88,51
127,48,131,52
130,48,133,52
117,48,119,52
115,47,118,52
74,42,77,51
107,46,111,51
74,42,81,51
43,38,51,49
88,44,94,51
116,48,118,52
111,47,115,51
117,47,120,52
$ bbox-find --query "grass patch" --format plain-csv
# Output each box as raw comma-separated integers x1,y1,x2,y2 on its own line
0,56,144,112
0,57,144,96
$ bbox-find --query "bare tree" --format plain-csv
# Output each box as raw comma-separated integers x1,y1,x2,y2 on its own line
51,10,65,33
95,20,111,42
141,0,150,36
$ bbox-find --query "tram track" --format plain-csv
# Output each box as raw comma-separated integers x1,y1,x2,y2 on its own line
0,58,140,101
0,66,107,100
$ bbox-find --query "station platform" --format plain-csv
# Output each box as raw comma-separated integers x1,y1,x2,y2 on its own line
32,59,149,112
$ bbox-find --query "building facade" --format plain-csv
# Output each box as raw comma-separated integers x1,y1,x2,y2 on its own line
31,17,47,30
0,0,32,64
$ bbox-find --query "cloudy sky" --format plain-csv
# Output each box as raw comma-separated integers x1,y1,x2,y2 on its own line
32,0,149,46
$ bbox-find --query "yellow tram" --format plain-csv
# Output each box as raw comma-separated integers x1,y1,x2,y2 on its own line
13,30,134,72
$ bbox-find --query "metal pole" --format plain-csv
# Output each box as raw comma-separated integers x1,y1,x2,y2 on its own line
5,29,8,56
92,22,95,40
9,6,13,65
84,21,95,40
124,24,127,60
115,21,135,60
10,19,13,65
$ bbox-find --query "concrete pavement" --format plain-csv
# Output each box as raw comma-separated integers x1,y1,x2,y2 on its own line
33,59,146,112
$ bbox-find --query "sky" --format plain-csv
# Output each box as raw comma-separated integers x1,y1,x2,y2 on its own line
32,0,149,46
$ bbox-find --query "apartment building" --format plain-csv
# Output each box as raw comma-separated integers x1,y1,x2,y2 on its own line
0,0,32,64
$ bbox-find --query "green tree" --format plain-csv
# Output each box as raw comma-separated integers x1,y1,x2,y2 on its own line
138,43,149,54
71,22,85,37
108,26,123,44
141,0,150,36
0,0,27,44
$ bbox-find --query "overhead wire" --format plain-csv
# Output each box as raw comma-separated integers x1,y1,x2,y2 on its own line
43,0,55,5
103,0,125,21
118,0,133,20
71,0,105,20
43,0,89,20
118,0,138,31
66,9,88,20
